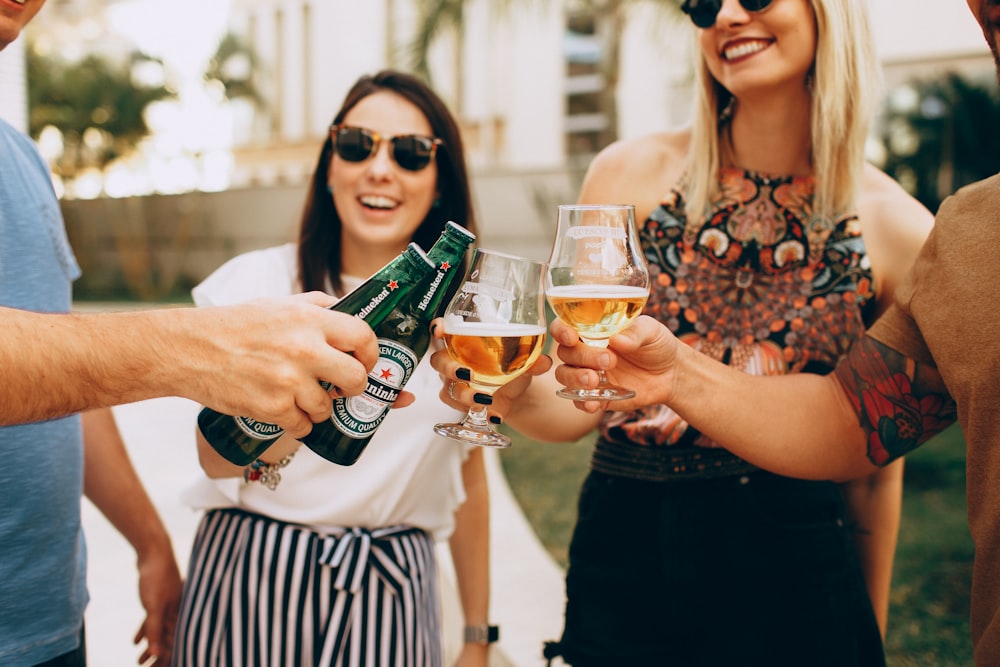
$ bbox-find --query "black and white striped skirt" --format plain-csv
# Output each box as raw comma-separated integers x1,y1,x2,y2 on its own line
172,508,442,666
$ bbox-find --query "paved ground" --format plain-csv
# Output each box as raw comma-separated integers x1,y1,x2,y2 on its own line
84,397,566,666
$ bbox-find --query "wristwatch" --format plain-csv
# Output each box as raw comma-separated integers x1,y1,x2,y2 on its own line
464,624,500,645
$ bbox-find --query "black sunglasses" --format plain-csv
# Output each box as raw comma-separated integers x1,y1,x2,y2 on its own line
681,0,775,29
330,125,442,172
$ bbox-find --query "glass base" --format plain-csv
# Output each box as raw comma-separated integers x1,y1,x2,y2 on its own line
556,385,636,401
434,421,512,448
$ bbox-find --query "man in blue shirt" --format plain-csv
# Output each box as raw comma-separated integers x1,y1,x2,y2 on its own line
0,8,386,441
0,2,390,664
0,11,184,666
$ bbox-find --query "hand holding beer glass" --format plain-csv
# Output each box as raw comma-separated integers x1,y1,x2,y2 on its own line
434,249,547,448
545,204,649,400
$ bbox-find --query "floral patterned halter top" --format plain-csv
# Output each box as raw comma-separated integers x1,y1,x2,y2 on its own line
594,168,876,480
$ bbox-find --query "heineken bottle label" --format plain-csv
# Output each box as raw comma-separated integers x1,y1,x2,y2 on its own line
329,339,418,439
416,264,448,313
355,284,394,320
233,416,285,441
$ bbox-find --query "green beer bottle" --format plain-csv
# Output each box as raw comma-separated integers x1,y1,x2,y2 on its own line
302,220,476,465
197,242,436,465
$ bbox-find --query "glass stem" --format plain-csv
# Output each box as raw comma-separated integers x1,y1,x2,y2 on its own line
462,405,491,428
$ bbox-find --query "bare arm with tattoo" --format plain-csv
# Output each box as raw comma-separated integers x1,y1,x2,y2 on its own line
550,316,956,481
832,337,956,465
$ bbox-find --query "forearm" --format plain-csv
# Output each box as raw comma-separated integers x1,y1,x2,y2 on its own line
1,308,183,424
450,448,490,626
196,428,302,478
1,296,378,437
554,315,886,480
839,458,904,636
666,344,877,480
82,408,174,557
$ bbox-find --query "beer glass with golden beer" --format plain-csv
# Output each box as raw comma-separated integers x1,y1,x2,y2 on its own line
546,204,649,400
434,249,547,447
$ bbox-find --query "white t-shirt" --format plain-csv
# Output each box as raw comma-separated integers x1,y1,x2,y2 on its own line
185,243,471,541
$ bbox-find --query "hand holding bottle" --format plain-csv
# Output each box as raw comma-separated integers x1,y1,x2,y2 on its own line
189,291,380,436
303,222,476,465
198,243,436,465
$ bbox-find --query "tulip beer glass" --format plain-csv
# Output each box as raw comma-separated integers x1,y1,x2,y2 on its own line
545,204,649,400
434,249,547,448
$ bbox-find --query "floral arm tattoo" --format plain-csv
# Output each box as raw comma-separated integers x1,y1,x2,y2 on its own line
834,336,957,466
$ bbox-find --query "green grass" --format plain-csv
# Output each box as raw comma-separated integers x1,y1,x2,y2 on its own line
885,423,973,666
500,423,973,663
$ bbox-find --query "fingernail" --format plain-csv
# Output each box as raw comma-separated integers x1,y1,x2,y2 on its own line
456,367,472,381
474,393,493,405
430,322,439,336
598,353,611,370
489,415,502,425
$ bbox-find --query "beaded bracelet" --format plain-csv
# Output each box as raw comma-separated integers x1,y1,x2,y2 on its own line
243,452,296,490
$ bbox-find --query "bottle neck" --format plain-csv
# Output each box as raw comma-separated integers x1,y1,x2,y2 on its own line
336,243,434,327
413,238,471,320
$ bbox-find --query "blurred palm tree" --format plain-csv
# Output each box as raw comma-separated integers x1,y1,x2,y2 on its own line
877,71,1000,213
203,32,265,110
27,47,174,182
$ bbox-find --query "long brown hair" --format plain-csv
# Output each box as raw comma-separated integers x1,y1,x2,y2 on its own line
298,70,477,296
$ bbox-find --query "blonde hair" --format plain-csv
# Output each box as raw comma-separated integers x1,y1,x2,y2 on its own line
684,0,882,224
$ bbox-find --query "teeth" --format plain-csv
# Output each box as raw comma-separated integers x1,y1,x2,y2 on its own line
724,41,769,60
360,195,398,210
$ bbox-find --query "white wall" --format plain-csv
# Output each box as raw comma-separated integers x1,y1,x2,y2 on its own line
870,0,988,63
618,2,695,139
0,38,27,132
494,2,565,169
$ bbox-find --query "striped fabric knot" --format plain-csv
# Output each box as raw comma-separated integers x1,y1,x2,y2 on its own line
318,525,414,596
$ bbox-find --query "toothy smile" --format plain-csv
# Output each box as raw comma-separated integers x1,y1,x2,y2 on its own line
723,40,771,61
359,195,399,210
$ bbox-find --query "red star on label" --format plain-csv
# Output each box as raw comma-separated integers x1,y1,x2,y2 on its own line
388,280,399,290
379,367,394,380
440,261,451,270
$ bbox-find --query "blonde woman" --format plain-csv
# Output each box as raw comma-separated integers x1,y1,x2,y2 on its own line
434,1,932,664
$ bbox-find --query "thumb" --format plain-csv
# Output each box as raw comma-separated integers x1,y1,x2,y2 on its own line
295,290,338,308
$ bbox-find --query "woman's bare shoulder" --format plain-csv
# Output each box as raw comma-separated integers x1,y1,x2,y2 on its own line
858,163,935,306
579,129,691,207
858,163,934,240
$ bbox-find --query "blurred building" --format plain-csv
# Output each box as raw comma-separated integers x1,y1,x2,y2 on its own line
223,0,691,187
7,0,993,190
223,0,992,189
5,0,996,287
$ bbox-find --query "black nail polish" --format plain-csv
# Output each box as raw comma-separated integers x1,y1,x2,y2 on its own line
489,415,502,425
456,367,472,381
430,322,439,336
474,393,493,405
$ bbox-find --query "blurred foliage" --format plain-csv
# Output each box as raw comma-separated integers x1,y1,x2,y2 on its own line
878,71,1000,214
26,47,174,180
203,32,265,109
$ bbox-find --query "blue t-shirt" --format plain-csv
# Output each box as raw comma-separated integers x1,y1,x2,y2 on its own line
0,118,87,665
